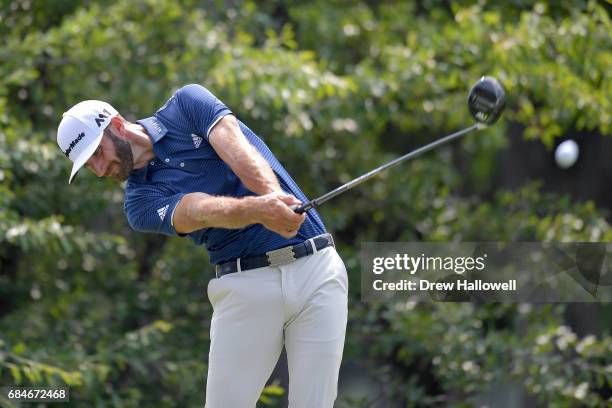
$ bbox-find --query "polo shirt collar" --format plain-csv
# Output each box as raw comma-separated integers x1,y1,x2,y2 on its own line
137,116,168,143
128,116,167,182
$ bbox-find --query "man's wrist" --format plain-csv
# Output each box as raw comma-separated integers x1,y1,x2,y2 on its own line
242,196,263,225
262,184,283,195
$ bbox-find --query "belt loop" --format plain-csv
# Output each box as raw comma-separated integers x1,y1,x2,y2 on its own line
236,258,242,273
215,266,220,279
309,238,318,254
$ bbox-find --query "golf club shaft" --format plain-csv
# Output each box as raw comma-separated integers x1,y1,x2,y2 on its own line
293,123,484,213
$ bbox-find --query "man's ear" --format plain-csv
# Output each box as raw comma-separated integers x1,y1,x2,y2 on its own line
109,116,127,138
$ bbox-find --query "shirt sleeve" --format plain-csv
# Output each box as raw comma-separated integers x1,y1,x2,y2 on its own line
175,84,233,141
124,183,185,236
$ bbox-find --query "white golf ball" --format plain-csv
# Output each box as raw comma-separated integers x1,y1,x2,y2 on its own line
555,140,579,169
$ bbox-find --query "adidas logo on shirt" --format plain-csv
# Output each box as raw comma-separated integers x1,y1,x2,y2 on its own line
157,204,169,221
191,133,203,149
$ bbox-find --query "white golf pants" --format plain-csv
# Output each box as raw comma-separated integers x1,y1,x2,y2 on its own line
204,245,348,408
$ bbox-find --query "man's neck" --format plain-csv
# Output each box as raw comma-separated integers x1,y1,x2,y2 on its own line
127,123,156,169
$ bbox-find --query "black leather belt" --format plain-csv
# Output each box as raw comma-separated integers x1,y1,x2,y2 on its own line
215,234,334,278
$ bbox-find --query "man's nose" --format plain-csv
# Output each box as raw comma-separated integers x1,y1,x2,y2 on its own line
88,158,106,177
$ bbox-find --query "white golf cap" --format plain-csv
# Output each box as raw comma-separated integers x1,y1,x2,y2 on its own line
57,100,118,183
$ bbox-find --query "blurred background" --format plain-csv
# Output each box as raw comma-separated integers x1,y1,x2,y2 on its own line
0,0,610,406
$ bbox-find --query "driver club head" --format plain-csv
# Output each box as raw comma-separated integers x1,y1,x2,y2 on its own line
468,76,506,125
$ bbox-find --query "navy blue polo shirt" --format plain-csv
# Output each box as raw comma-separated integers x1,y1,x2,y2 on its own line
123,84,326,264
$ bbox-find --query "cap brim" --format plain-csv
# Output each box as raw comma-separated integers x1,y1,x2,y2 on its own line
68,129,104,184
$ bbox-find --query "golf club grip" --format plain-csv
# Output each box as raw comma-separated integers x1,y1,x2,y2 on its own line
288,204,300,213
289,203,311,214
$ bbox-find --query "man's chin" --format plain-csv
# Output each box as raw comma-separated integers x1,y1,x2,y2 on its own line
112,172,130,182
109,164,132,182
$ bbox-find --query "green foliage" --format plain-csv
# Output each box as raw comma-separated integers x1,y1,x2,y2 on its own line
1,0,610,406
350,303,611,406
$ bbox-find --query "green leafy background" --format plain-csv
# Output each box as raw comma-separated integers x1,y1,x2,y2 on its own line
0,0,610,407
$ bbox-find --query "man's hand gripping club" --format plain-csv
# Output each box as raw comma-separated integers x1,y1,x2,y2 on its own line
254,192,305,238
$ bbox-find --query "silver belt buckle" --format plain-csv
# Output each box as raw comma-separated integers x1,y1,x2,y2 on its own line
314,233,333,249
266,246,297,267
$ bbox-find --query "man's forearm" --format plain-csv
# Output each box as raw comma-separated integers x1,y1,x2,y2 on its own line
174,193,259,234
209,115,282,195
231,150,281,195
173,191,305,238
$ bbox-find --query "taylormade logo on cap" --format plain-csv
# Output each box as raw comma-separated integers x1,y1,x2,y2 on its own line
56,100,118,183
63,131,86,158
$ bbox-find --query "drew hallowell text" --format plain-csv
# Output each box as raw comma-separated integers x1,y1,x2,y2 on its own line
373,279,517,291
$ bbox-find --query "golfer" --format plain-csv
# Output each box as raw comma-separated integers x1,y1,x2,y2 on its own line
56,84,348,407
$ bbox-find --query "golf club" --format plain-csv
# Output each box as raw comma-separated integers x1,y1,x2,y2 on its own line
291,76,506,214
